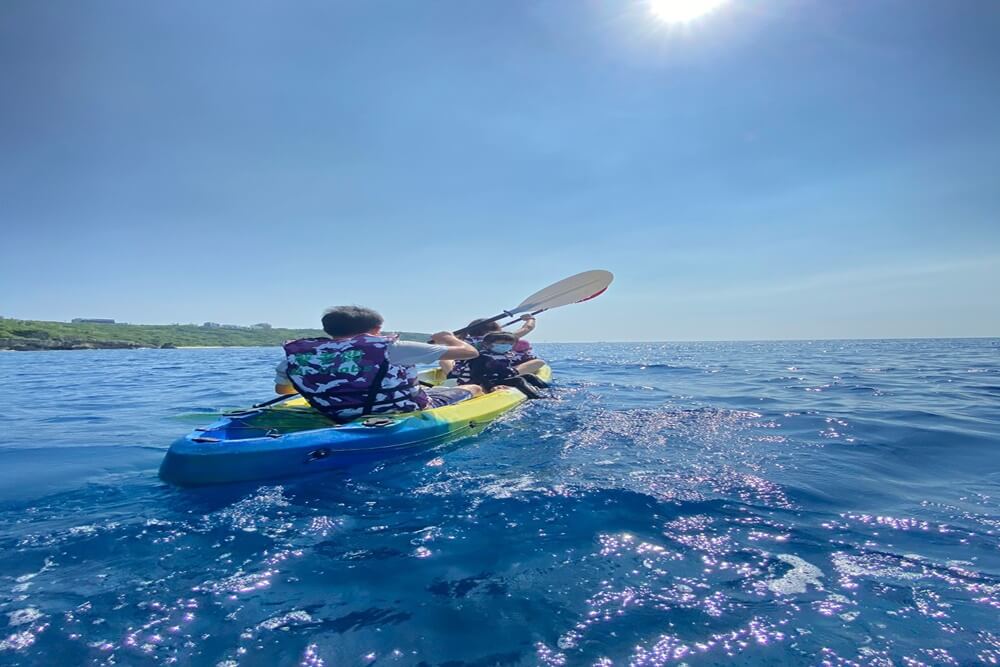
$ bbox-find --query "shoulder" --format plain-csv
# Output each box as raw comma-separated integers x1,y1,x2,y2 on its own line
388,339,433,350
388,340,449,365
283,337,330,353
389,340,446,355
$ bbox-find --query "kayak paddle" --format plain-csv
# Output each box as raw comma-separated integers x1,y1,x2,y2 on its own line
452,269,613,337
498,281,611,328
173,393,301,422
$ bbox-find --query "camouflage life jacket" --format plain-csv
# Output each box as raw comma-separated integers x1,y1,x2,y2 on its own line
467,350,518,389
509,338,536,365
446,335,485,383
283,335,428,422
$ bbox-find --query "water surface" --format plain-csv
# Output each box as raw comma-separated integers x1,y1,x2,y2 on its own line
0,340,998,665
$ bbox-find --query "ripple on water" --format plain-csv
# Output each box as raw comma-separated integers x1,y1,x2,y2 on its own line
0,340,998,664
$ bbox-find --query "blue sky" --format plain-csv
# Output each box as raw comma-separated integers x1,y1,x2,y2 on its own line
1,0,998,341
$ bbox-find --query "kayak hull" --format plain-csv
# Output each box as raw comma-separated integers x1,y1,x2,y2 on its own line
160,365,549,486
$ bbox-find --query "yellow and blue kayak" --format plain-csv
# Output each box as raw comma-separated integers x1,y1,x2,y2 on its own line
159,365,550,486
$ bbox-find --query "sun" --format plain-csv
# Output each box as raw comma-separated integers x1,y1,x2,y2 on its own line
648,0,728,23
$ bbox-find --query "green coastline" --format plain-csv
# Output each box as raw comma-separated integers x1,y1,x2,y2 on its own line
0,318,429,351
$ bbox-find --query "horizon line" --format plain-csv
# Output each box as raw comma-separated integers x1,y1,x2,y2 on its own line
3,316,996,344
541,335,999,344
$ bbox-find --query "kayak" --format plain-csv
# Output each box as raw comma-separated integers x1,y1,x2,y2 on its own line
159,364,551,486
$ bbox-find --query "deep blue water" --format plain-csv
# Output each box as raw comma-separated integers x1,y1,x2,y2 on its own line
0,340,998,666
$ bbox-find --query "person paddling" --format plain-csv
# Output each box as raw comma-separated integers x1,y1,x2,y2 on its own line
466,332,549,399
274,306,482,423
442,315,541,384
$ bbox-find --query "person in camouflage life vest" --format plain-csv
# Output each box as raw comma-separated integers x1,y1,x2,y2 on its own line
275,306,483,423
283,334,427,421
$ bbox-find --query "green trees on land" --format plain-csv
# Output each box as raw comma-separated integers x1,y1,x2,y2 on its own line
0,319,428,350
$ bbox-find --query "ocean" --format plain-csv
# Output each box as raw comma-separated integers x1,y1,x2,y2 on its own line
0,340,998,666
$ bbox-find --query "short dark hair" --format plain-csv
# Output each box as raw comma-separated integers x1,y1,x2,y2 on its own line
321,306,383,337
467,318,502,337
483,332,517,346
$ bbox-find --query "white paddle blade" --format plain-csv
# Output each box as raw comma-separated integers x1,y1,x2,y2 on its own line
513,270,614,313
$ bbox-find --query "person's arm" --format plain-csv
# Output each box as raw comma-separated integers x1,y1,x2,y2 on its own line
511,315,536,339
430,331,479,360
274,360,298,395
438,358,456,375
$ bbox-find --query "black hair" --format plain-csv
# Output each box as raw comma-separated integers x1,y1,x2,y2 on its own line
321,306,384,337
467,318,502,337
482,332,517,346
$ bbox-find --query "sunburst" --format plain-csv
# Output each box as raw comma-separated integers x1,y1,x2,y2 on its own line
648,0,728,23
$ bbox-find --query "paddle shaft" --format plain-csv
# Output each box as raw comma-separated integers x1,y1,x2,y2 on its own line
253,394,297,409
433,310,537,343
497,284,608,328
451,311,517,338
449,270,611,338
452,286,608,336
499,309,544,329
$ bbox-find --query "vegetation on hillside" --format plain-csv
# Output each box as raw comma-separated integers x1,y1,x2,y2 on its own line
0,318,429,350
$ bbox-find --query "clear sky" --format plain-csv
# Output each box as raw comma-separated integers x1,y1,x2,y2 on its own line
2,0,998,342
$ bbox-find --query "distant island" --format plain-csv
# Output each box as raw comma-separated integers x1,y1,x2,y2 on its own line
0,318,430,351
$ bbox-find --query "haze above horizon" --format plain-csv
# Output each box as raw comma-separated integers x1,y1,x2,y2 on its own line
2,0,998,342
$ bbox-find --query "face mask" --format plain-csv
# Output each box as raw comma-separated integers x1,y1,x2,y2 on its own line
490,344,513,354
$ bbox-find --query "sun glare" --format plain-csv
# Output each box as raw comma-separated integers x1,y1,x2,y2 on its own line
648,0,728,23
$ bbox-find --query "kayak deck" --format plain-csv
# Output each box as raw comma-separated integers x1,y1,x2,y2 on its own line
159,365,550,486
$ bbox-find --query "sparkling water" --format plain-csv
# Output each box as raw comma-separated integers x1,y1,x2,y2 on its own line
0,340,998,665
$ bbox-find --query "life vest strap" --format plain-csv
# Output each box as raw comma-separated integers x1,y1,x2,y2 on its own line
362,359,391,416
